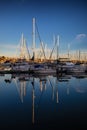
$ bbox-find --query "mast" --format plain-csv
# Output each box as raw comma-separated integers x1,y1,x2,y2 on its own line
49,35,56,60
20,33,30,60
57,35,59,63
68,44,70,61
32,18,35,60
20,33,25,59
79,50,80,62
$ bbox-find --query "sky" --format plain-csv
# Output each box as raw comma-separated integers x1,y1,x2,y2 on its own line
0,0,87,57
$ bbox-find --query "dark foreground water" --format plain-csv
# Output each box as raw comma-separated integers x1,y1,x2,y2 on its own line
0,73,87,129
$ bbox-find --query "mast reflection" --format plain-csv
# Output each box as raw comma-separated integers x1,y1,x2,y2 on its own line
2,72,87,128
12,74,28,103
31,78,35,124
10,73,87,124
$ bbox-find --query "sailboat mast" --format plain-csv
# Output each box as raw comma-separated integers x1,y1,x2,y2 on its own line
79,50,80,62
20,33,24,59
68,44,70,60
32,18,35,60
57,35,59,62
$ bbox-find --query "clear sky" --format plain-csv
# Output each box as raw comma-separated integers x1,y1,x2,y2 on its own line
0,0,87,57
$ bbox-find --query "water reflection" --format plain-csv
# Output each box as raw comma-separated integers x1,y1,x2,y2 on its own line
1,73,87,128
31,78,35,124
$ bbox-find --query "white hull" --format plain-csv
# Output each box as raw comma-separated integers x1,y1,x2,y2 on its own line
34,68,56,74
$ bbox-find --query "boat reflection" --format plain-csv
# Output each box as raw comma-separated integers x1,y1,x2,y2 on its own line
31,77,35,124
3,73,87,124
11,73,70,124
13,76,27,103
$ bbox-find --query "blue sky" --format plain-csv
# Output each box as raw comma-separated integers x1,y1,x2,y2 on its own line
0,0,87,57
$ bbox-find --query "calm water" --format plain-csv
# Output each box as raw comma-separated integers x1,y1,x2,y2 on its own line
0,73,87,129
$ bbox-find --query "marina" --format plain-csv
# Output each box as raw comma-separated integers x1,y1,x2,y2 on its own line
0,0,87,129
0,18,87,77
0,27,87,129
0,60,87,75
0,18,87,129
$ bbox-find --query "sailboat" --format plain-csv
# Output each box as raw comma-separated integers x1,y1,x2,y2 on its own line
33,64,56,74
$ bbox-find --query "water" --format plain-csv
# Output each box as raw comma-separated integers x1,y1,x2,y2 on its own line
0,73,87,129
